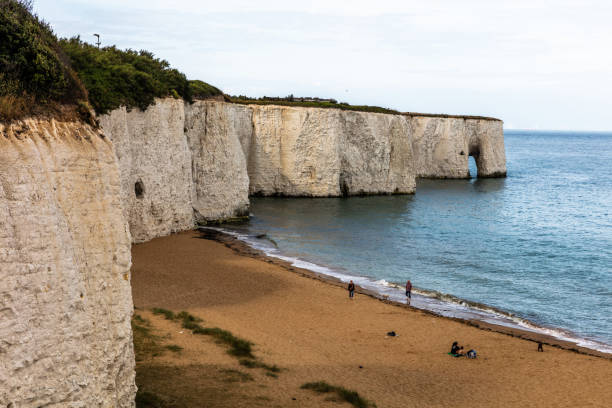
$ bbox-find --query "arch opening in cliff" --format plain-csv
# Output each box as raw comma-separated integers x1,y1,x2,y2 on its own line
135,180,145,199
468,146,481,178
468,155,478,178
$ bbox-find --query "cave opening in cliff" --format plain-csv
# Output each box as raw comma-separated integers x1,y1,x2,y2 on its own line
468,145,481,178
468,155,478,178
135,180,145,199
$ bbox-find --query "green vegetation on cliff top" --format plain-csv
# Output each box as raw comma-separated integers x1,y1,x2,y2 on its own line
0,0,222,120
229,95,401,115
0,0,88,120
59,37,222,114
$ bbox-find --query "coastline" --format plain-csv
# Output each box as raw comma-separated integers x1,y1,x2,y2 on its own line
131,229,612,407
199,227,612,360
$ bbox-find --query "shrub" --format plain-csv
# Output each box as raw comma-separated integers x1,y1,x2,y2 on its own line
189,80,222,100
0,0,87,120
59,37,195,114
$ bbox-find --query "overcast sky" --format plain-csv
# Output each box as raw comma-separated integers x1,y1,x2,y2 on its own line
35,0,612,130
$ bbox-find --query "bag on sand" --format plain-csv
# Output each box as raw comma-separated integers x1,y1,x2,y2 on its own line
466,349,477,359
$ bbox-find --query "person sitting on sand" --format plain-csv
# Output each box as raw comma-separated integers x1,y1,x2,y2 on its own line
450,341,464,356
348,280,355,299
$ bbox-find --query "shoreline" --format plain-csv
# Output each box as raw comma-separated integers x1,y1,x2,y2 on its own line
199,227,612,360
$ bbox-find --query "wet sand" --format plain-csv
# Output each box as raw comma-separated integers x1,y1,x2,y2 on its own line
131,230,612,408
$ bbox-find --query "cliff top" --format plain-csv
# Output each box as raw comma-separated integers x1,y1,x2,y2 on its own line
228,97,501,121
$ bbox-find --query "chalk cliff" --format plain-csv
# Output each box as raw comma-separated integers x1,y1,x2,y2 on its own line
98,99,505,242
99,99,251,242
98,99,195,243
247,106,416,196
184,101,251,222
410,116,506,178
0,119,136,407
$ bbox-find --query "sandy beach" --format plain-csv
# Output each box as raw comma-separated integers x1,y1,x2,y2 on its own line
131,230,612,408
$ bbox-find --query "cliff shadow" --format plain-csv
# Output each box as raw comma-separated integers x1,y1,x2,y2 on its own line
130,231,288,310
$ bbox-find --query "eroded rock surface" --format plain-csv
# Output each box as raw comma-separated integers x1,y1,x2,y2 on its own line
411,116,506,178
248,105,415,196
185,101,250,222
0,119,136,407
98,99,194,243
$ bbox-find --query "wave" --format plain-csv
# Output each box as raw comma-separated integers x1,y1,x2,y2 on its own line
208,226,612,355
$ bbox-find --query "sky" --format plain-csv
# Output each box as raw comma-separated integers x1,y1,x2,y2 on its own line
35,0,612,131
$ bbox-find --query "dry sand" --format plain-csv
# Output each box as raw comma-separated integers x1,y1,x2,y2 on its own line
131,230,612,408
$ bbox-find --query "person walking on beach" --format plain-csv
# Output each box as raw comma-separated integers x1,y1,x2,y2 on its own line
406,280,412,303
348,280,355,299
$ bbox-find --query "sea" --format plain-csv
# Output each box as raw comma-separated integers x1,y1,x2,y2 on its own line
217,130,612,353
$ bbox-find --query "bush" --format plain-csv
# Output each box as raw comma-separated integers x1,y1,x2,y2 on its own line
59,37,195,114
189,80,222,100
0,0,87,120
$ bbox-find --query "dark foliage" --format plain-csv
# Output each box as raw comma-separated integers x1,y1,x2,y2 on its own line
228,95,400,115
59,36,198,114
188,79,222,100
0,0,88,120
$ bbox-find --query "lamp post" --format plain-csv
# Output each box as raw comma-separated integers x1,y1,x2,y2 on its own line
93,34,101,48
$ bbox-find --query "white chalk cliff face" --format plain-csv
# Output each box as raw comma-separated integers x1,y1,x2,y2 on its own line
248,106,415,196
99,98,506,242
99,99,251,242
410,116,506,178
0,119,136,407
185,101,251,222
98,99,195,243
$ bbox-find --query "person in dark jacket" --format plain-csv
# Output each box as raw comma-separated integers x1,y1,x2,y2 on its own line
450,341,464,356
348,280,355,299
406,280,412,303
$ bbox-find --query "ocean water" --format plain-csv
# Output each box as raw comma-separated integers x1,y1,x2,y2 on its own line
219,130,612,353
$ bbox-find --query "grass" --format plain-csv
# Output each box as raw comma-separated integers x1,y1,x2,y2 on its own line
301,381,377,408
165,344,183,353
192,326,254,358
239,359,281,373
152,309,255,359
228,96,501,121
151,307,175,320
131,314,166,361
132,314,184,359
177,311,204,331
228,96,400,115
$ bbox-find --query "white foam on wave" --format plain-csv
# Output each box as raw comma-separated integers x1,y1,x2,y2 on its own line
208,227,612,355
